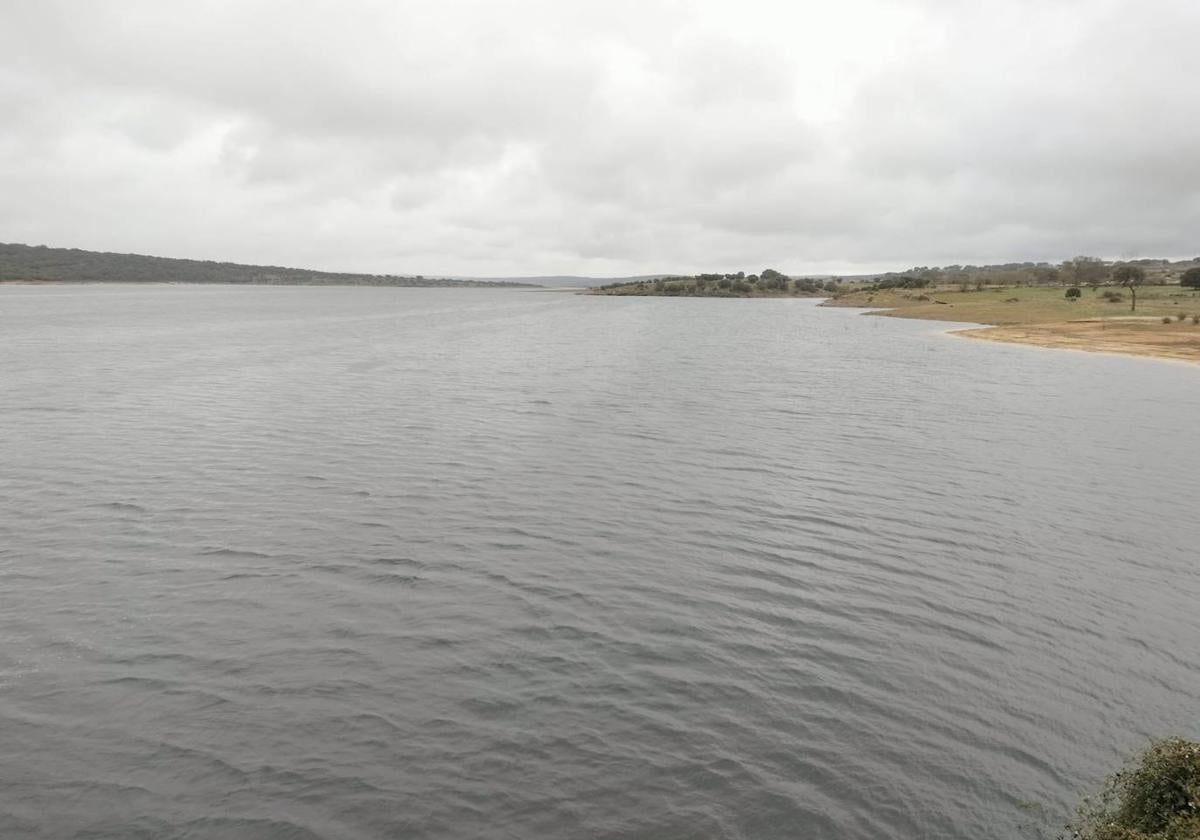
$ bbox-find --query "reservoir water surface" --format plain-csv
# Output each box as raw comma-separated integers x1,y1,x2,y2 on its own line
1,285,1198,839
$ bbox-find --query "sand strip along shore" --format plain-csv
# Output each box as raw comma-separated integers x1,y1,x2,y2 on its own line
952,318,1200,364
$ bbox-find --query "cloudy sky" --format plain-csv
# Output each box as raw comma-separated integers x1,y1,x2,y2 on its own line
1,1,1197,277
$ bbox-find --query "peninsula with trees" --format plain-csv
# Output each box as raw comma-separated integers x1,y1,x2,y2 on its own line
0,242,538,288
590,269,839,297
589,257,1200,364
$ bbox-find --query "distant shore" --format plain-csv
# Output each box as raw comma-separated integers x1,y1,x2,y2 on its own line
588,271,833,297
0,279,538,288
824,285,1200,364
0,242,538,288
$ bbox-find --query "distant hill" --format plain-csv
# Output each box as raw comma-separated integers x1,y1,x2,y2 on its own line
0,243,540,288
447,274,673,289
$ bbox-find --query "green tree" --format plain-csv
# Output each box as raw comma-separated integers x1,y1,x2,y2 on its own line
1180,267,1200,289
1033,266,1061,285
1113,264,1146,311
1065,286,1081,300
1063,256,1108,290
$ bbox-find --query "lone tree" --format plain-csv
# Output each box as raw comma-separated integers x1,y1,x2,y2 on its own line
1181,267,1200,289
1065,286,1082,301
1062,256,1109,290
1112,264,1146,311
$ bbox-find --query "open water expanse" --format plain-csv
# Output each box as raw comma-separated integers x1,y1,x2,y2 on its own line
1,285,1198,840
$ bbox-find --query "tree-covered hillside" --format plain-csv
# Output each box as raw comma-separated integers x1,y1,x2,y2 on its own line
0,243,538,287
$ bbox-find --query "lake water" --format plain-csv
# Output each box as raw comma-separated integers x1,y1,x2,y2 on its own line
1,285,1198,840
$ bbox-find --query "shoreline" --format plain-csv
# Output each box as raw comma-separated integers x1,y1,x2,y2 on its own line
822,288,1200,366
949,320,1200,365
7,280,1199,365
0,280,537,289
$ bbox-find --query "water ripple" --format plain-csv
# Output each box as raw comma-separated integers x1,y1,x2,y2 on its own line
1,287,1198,840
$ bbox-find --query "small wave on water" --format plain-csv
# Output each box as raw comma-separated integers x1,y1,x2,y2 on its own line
90,501,149,514
1,287,1198,839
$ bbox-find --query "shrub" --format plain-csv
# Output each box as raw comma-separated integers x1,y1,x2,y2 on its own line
1163,316,1173,324
1067,738,1200,840
872,275,932,290
1066,287,1082,300
1193,315,1199,325
1103,291,1124,303
1181,267,1200,289
1176,313,1187,322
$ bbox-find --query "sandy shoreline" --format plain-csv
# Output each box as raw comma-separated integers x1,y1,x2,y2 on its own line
950,319,1200,365
822,287,1200,366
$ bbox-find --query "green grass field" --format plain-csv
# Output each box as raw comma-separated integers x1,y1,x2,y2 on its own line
827,284,1200,325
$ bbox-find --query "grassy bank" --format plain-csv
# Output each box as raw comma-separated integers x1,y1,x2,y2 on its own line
1067,737,1199,840
825,284,1198,322
825,285,1200,364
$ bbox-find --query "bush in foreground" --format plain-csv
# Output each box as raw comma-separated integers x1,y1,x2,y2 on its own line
1066,737,1200,840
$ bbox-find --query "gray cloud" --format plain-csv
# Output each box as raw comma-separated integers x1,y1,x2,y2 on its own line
1,0,1198,275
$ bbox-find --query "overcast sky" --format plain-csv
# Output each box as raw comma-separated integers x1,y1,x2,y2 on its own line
1,1,1197,277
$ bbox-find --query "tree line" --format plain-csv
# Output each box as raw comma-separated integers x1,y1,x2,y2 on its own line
872,256,1200,290
594,269,841,297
